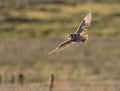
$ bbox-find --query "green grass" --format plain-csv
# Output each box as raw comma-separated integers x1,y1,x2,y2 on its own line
0,3,120,39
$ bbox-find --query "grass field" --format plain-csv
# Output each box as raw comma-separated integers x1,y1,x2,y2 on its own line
0,2,120,39
0,0,120,90
0,81,120,91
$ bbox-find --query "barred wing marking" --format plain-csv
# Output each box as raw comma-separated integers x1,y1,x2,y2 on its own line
49,40,75,55
75,11,91,35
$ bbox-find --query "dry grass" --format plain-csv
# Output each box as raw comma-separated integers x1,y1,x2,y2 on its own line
0,81,120,91
0,38,119,82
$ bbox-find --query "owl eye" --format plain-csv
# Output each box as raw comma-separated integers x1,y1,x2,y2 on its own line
84,29,87,32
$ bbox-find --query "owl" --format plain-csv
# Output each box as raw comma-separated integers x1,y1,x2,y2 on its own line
49,11,91,55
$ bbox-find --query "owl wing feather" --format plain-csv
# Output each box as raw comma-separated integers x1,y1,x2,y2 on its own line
75,11,91,35
49,39,75,55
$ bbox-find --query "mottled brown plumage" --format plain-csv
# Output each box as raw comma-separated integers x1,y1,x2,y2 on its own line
49,11,91,55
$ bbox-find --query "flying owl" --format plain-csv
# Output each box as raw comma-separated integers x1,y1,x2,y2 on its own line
49,11,92,55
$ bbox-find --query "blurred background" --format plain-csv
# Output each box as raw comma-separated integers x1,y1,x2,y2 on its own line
0,0,120,86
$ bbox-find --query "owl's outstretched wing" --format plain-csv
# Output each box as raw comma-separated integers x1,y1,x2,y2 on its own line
75,11,91,35
49,39,75,55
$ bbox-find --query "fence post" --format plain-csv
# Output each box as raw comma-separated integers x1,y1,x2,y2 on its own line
18,73,24,85
10,75,15,84
49,74,54,91
0,75,2,84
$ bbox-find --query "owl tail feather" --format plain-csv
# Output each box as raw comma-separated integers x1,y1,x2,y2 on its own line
81,35,88,42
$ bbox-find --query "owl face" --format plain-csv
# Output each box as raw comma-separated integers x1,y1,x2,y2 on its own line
69,34,77,41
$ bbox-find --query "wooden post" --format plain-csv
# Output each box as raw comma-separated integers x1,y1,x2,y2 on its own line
10,75,15,84
0,75,2,84
18,73,24,85
49,74,54,91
